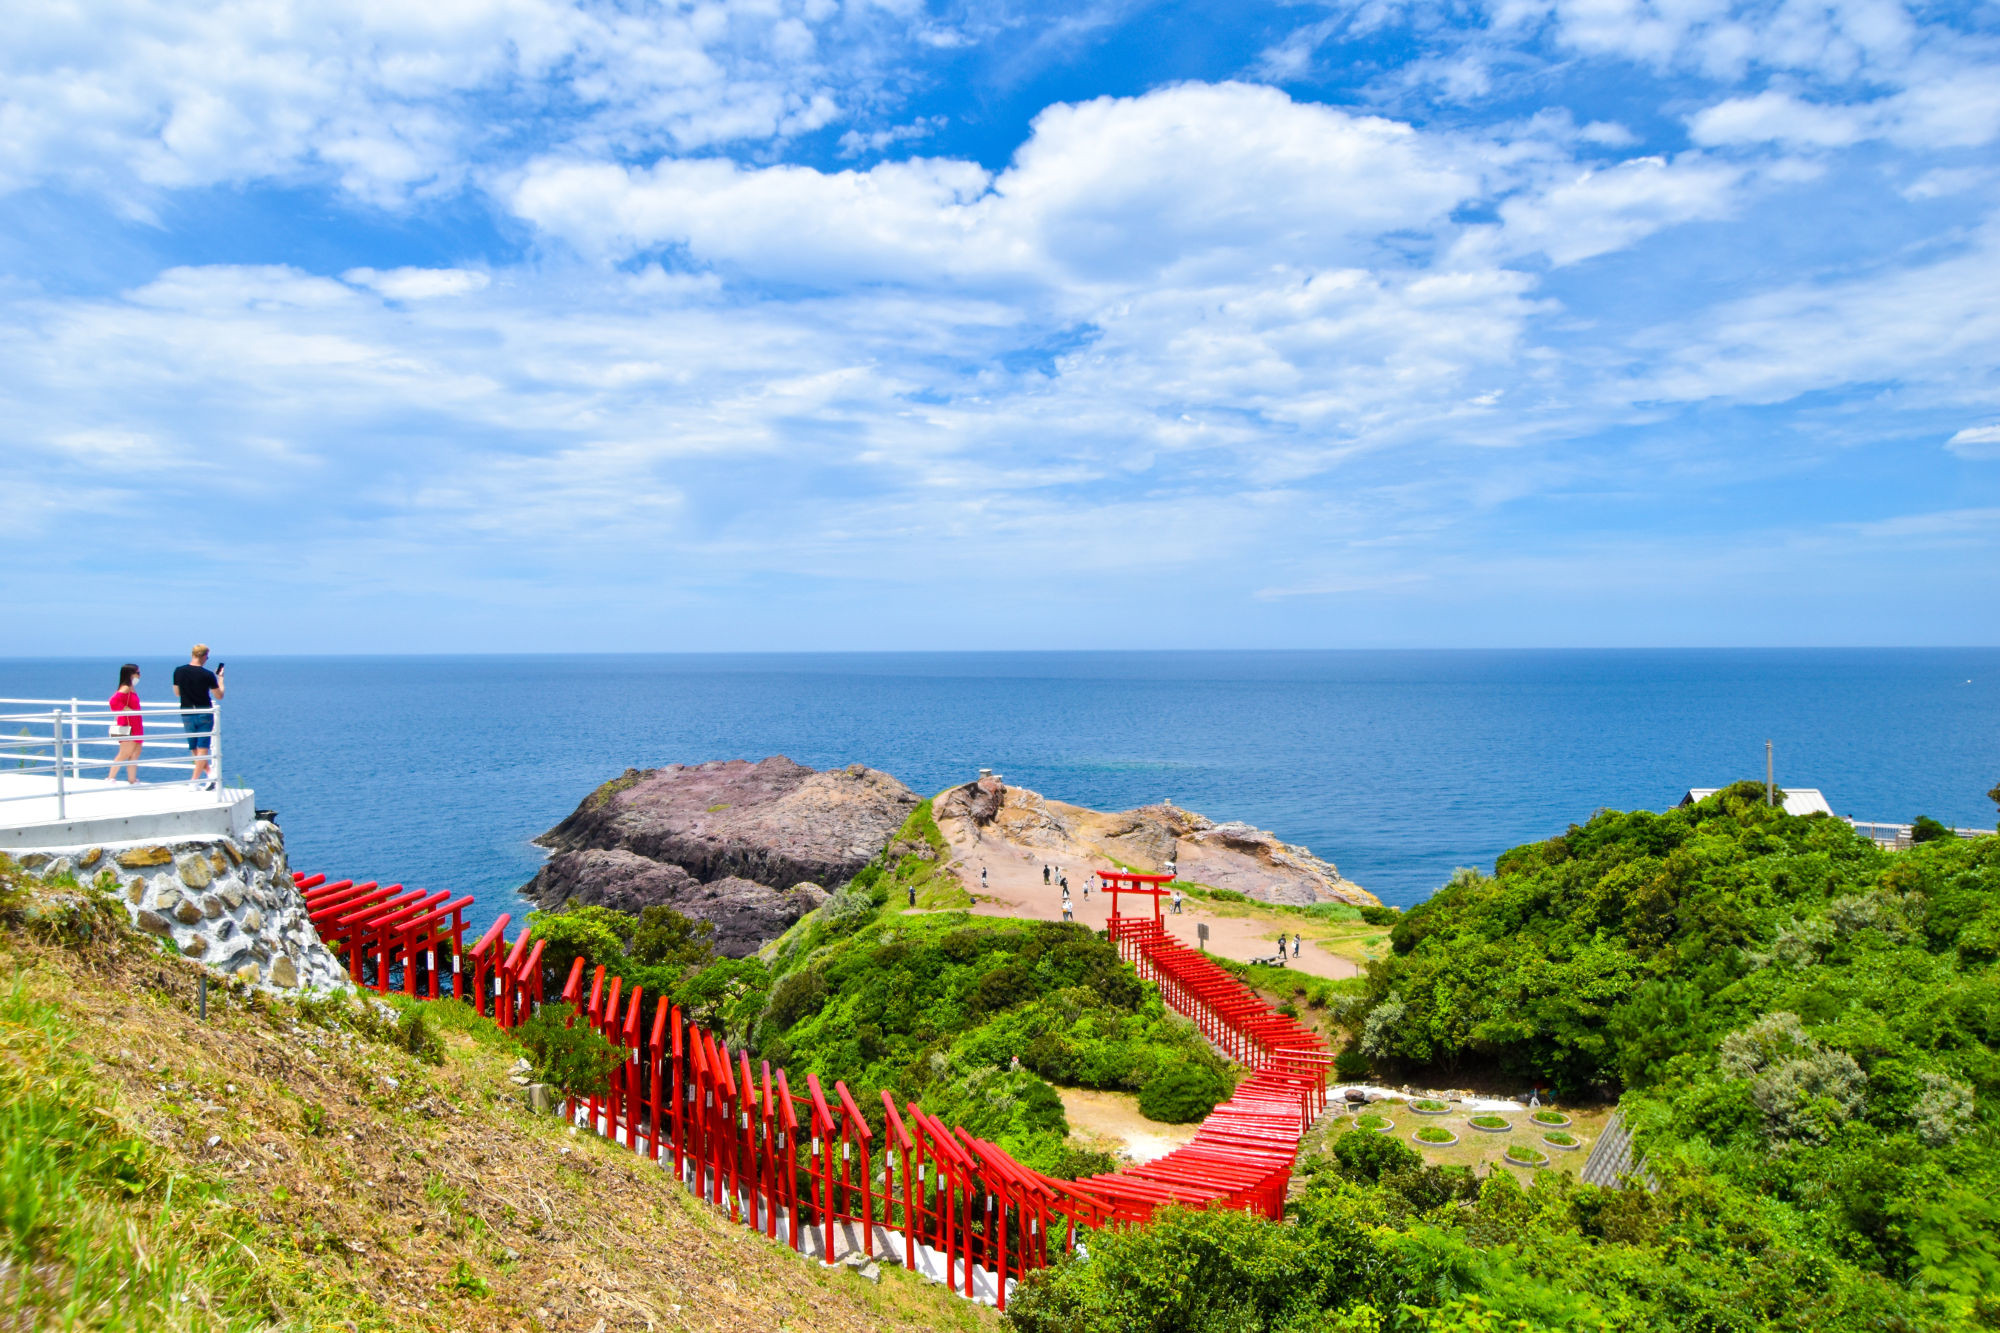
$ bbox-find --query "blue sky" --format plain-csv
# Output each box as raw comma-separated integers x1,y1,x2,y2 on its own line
2,0,1997,652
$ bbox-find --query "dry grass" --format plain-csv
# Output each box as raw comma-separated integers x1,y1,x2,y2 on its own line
0,885,995,1333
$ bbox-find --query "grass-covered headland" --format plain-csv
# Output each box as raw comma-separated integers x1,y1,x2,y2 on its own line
527,799,1235,1178
1008,781,2000,1331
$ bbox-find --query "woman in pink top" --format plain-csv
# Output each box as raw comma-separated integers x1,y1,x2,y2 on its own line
108,663,143,783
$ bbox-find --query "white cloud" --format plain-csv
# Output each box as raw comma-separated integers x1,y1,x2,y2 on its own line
1484,154,1744,265
1688,91,1871,149
1637,221,2000,406
0,0,943,205
344,268,493,301
1949,425,2000,460
512,83,1483,288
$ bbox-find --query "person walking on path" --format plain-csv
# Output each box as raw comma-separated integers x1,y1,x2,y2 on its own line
980,866,988,890
1293,934,1302,958
1061,889,1073,922
107,664,144,783
1043,864,1050,885
1170,887,1183,915
172,644,223,787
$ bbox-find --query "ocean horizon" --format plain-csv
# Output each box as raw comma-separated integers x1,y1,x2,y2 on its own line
5,649,1994,937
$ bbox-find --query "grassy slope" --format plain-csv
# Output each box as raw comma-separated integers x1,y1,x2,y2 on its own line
0,864,994,1333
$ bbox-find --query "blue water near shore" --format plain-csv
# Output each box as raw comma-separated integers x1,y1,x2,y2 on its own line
4,651,1995,935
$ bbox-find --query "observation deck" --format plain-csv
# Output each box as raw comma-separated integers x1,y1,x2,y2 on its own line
0,697,254,851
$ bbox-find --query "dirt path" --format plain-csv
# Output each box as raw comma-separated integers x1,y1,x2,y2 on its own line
944,827,1361,979
1058,1088,1201,1165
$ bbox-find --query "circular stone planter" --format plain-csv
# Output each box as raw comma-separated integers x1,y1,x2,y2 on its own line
1467,1115,1513,1133
1409,1099,1452,1115
1530,1110,1572,1128
1412,1128,1460,1148
1355,1115,1395,1134
1541,1132,1583,1152
1505,1145,1549,1167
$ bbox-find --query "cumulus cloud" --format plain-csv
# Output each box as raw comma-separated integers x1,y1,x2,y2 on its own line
512,84,1484,288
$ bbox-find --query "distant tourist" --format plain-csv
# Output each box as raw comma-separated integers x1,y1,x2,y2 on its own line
1061,890,1072,921
1043,864,1050,884
1292,935,1301,958
107,663,144,783
1277,932,1288,956
980,867,988,889
172,644,224,788
1171,888,1183,914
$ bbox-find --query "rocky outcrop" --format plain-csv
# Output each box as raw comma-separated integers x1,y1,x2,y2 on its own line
20,823,346,990
525,757,916,955
934,780,1377,908
529,848,831,957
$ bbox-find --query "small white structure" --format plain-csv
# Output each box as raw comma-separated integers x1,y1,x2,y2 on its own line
1680,787,1834,818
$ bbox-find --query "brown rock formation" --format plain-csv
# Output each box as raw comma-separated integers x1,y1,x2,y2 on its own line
934,780,1377,908
524,757,917,955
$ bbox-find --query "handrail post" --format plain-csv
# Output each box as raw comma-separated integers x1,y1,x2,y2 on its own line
211,705,223,801
51,711,66,820
68,698,79,779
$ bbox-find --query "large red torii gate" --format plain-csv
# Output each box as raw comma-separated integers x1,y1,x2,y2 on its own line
1102,870,1176,925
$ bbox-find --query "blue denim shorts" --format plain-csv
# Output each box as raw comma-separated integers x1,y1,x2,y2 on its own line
182,712,213,752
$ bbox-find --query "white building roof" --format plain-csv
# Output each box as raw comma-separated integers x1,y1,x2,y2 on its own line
1680,787,1834,818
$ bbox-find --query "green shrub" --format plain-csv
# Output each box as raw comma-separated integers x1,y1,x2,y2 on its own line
1414,1126,1453,1143
1334,1050,1370,1081
628,905,715,971
512,1003,623,1096
1909,814,1954,843
760,966,827,1033
1332,1127,1420,1181
1138,1064,1227,1124
1358,903,1399,927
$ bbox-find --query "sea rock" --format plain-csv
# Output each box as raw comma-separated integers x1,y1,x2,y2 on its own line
525,757,917,954
117,846,173,869
531,849,823,957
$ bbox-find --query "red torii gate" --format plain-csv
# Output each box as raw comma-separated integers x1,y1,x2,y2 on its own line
1102,870,1176,925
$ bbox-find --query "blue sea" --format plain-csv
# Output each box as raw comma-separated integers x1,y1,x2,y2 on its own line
3,651,1995,935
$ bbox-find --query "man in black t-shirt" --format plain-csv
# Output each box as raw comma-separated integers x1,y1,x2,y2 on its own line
172,643,225,788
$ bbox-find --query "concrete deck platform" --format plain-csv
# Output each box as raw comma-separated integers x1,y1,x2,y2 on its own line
0,773,255,850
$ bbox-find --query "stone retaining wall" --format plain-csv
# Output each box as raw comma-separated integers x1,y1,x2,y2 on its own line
15,821,346,991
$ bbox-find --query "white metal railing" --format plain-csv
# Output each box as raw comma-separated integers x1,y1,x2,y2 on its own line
0,696,225,821
1841,817,1993,850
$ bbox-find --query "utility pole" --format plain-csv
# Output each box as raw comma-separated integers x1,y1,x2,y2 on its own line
1766,740,1775,806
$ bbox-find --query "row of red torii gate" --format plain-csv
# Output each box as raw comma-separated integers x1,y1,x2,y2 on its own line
289,866,1330,1310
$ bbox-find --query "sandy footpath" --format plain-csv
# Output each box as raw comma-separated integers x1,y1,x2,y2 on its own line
943,825,1362,980
1058,1087,1201,1164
